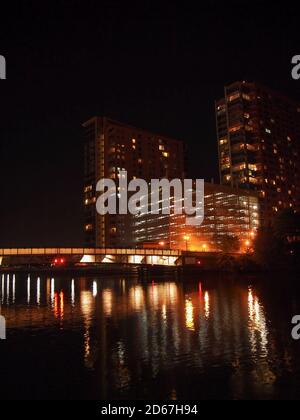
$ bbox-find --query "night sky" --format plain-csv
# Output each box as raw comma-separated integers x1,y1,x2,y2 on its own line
1,0,300,246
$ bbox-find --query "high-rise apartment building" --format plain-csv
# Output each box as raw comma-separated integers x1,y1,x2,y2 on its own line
216,81,300,225
83,117,185,248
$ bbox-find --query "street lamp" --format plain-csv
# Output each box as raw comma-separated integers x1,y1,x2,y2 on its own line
183,235,190,252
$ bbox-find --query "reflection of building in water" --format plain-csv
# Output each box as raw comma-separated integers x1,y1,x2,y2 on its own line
0,274,287,399
103,289,113,317
80,290,96,369
248,287,268,355
185,299,194,331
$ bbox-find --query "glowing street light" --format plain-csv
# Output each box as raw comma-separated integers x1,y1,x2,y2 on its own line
245,240,251,250
184,235,190,252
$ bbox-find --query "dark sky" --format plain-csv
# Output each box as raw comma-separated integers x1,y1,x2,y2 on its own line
1,0,300,246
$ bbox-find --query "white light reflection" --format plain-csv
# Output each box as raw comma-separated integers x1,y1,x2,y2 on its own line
12,274,16,303
27,275,31,304
248,287,268,355
185,299,195,331
71,279,75,306
1,274,4,304
204,291,210,319
6,275,10,304
37,277,41,305
92,281,97,297
51,278,55,305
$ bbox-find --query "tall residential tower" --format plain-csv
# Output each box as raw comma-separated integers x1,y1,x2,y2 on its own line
83,117,185,248
216,81,300,225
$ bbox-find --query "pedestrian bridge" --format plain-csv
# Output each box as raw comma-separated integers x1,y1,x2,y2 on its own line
0,248,182,267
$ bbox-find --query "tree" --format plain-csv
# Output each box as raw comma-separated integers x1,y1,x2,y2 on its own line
253,210,300,270
216,235,240,254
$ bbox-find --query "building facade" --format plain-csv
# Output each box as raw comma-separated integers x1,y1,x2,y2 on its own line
83,117,185,248
134,182,260,253
216,81,300,225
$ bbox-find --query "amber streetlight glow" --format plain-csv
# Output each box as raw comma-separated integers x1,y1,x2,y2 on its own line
184,235,190,252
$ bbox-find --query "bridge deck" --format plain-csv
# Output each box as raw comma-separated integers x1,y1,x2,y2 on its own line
0,248,181,257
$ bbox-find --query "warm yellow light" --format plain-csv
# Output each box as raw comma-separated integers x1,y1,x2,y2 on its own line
184,235,190,241
159,241,165,247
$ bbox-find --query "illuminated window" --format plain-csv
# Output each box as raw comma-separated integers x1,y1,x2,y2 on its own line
159,145,165,151
228,92,240,102
162,152,169,158
248,164,258,171
219,138,228,145
242,94,251,101
265,128,272,134
132,139,136,144
85,224,93,231
229,125,242,133
84,185,93,193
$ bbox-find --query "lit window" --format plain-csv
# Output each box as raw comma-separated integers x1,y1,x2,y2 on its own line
228,92,240,102
162,152,169,158
84,185,93,193
265,128,272,134
242,94,251,101
219,138,228,145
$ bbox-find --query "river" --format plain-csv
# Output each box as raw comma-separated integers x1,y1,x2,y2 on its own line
0,272,300,400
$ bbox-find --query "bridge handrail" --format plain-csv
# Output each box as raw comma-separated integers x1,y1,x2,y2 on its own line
0,248,182,257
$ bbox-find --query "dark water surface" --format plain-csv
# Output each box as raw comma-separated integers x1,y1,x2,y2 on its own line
0,272,300,400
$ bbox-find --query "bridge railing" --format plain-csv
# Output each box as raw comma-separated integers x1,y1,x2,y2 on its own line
0,248,182,257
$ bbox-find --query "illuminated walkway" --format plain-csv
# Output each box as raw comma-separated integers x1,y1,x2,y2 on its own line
0,248,182,267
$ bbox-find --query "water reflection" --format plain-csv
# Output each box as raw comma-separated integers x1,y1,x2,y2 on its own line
0,273,300,400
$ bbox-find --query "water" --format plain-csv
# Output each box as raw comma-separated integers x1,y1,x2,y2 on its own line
0,272,300,400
